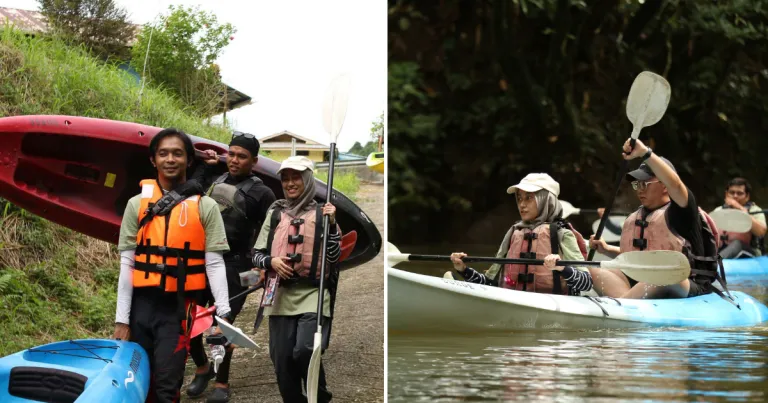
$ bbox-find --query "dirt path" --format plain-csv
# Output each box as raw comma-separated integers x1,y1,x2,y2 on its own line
182,183,384,402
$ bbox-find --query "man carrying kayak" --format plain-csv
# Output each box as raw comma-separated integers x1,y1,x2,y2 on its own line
179,132,277,402
113,128,233,403
450,173,594,296
710,177,766,259
588,139,722,299
251,156,341,403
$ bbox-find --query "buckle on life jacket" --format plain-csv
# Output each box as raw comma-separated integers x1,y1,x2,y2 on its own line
523,233,538,241
288,235,304,244
517,273,534,283
290,218,305,227
632,238,648,249
519,252,537,259
635,219,649,228
286,253,302,263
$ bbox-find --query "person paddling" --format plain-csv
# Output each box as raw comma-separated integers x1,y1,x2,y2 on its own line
710,177,766,259
588,139,725,299
450,173,593,295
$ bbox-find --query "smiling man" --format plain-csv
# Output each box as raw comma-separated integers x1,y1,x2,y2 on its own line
113,128,232,403
711,178,767,259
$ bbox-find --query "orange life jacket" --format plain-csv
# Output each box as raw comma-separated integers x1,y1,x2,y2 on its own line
133,179,207,292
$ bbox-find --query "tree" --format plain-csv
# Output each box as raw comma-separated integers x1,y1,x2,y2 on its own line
38,0,134,61
370,111,384,145
348,141,377,156
130,5,236,116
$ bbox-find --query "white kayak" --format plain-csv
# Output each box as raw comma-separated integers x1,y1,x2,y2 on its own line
388,267,768,332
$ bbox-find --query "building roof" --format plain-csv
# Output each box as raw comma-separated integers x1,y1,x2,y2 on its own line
260,130,325,145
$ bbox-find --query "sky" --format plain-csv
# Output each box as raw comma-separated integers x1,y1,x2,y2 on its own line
0,0,386,152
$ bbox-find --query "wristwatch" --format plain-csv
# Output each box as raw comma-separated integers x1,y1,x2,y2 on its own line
642,147,653,161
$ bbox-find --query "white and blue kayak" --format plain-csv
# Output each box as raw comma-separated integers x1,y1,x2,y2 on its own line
388,267,768,332
723,256,768,277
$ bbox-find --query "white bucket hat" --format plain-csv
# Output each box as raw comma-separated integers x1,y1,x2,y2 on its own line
277,156,315,174
506,173,560,197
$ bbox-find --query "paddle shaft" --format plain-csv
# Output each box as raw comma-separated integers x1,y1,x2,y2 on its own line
196,282,264,319
316,143,337,330
402,253,602,267
587,141,635,261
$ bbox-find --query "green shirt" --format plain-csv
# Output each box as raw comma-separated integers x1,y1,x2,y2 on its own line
713,204,766,256
117,193,229,253
254,208,331,317
485,227,586,282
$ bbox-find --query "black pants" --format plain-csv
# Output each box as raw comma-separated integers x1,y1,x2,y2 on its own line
189,261,249,384
130,288,196,403
719,240,755,259
269,313,332,403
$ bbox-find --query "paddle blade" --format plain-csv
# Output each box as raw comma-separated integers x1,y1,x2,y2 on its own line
306,331,323,403
190,307,214,338
626,71,671,133
322,74,352,143
215,316,259,349
560,200,580,219
601,250,690,286
387,242,401,254
709,209,753,233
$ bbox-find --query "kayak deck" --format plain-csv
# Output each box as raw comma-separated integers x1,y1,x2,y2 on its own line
388,268,768,332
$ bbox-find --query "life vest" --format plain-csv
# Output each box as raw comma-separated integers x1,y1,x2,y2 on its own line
619,203,722,288
500,220,588,295
208,173,265,258
133,179,207,293
718,203,765,255
266,205,341,286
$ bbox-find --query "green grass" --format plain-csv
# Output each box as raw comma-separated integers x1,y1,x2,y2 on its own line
0,27,240,356
316,170,360,200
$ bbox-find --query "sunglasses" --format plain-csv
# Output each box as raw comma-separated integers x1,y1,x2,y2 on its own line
631,180,660,191
232,131,257,140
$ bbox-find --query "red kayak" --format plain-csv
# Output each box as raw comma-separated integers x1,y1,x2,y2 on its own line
0,115,380,269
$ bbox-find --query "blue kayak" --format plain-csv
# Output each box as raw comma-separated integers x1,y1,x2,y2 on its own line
389,268,768,332
723,256,768,277
0,339,149,403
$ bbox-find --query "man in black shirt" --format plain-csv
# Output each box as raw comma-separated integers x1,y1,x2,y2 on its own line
184,132,276,402
589,138,718,299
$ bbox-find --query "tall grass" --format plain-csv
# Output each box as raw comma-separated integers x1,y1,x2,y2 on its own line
0,27,238,356
315,170,360,200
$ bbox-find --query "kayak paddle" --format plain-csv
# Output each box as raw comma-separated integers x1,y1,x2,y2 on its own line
588,71,671,261
190,283,264,339
387,242,691,286
709,208,754,233
307,73,351,403
560,200,628,219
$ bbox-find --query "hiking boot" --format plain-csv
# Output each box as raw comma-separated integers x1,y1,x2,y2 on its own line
207,386,231,403
186,365,215,397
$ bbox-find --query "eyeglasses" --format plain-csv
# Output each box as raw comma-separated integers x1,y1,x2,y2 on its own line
631,180,660,191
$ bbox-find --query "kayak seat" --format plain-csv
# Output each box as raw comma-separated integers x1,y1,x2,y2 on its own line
8,366,86,403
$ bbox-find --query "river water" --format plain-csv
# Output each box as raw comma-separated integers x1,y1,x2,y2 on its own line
387,245,768,402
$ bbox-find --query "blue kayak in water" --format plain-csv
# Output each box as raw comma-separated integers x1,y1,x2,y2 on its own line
0,339,149,403
723,256,768,277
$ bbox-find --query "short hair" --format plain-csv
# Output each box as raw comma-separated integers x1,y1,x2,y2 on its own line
149,128,195,161
727,177,751,195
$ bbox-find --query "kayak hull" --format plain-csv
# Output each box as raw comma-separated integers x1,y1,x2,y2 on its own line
366,152,384,174
0,339,149,403
0,115,381,269
388,268,768,332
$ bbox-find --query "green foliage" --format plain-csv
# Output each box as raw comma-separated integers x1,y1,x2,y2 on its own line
348,141,378,156
388,0,768,244
370,111,384,142
315,170,360,200
38,0,134,61
130,5,236,117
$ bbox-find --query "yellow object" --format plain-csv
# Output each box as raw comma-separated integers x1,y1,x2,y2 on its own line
104,172,116,188
366,152,384,174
